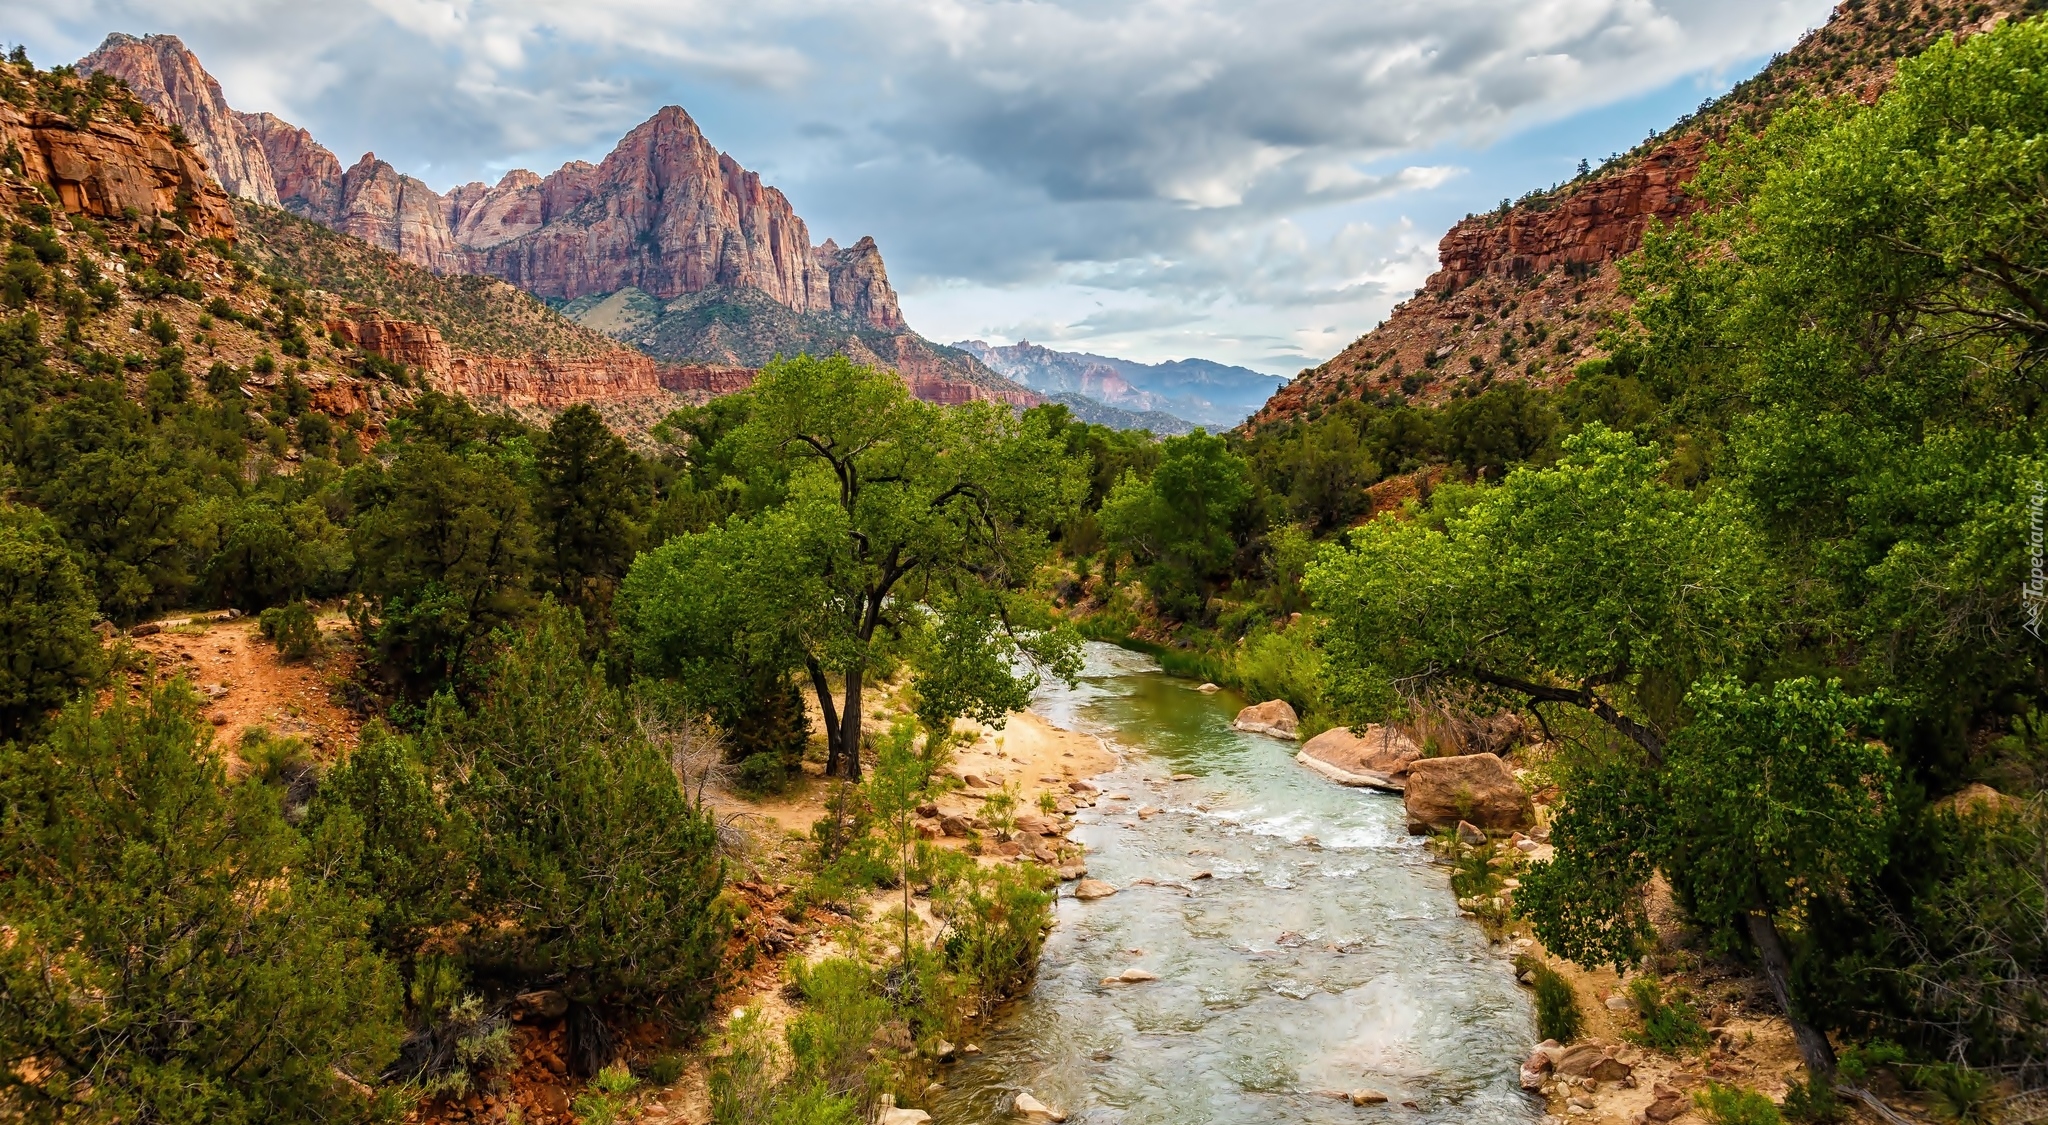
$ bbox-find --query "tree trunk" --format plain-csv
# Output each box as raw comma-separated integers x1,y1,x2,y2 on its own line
1746,911,1837,1079
808,660,843,777
837,667,864,781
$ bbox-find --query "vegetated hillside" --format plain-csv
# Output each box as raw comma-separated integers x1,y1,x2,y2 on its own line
564,285,1039,406
1250,0,2032,428
957,338,1283,429
237,199,622,360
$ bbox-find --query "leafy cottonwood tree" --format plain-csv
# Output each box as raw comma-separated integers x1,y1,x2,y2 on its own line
623,355,1086,780
1515,677,1896,1077
1099,429,1255,619
0,682,401,1122
1308,425,1766,755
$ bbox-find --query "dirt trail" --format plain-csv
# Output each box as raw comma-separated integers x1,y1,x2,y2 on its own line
129,613,363,767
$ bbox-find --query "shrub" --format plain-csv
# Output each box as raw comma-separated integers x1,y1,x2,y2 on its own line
1627,976,1712,1053
259,600,320,661
934,858,1055,1015
388,957,514,1099
1912,1063,2002,1124
1516,953,1584,1043
644,1053,687,1087
0,682,402,1121
1695,1083,1783,1125
444,606,728,1036
0,502,99,741
1780,1075,1842,1123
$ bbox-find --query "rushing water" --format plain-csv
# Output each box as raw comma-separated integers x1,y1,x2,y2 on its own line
927,643,1541,1125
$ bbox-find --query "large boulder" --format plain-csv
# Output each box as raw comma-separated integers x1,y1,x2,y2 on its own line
1403,753,1532,834
1234,699,1300,740
1296,724,1423,791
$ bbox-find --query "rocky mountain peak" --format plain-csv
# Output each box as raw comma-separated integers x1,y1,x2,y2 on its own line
78,31,279,207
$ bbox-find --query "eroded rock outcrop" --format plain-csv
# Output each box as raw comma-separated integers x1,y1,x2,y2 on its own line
324,313,667,407
238,111,341,222
0,102,234,239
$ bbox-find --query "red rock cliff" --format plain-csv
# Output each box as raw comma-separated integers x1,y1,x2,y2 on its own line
77,33,279,207
78,40,914,334
0,102,234,240
325,312,669,408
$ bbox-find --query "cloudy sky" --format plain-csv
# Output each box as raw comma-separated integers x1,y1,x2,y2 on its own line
9,0,1834,372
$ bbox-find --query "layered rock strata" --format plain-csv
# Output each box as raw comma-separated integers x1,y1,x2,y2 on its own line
324,313,668,408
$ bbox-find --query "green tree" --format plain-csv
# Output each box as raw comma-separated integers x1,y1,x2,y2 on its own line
443,606,727,1041
623,355,1085,780
0,503,98,740
308,722,474,957
1443,381,1557,479
348,440,533,698
535,404,648,618
1308,425,1765,753
1099,429,1255,619
0,682,401,1122
1519,678,1895,1078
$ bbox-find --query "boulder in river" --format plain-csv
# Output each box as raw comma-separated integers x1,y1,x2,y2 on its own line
1057,863,1088,881
1295,724,1421,790
1196,682,1221,693
1014,1091,1068,1121
1348,1089,1389,1105
1402,753,1533,834
1073,879,1119,900
1233,699,1299,739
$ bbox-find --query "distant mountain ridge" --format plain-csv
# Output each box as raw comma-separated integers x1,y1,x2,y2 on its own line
77,32,1031,406
953,340,1284,429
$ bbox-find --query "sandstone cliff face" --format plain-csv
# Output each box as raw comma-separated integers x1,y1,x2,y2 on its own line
0,102,235,240
335,154,465,274
81,40,914,334
325,312,668,407
238,111,341,222
470,107,841,314
1432,135,1705,291
77,33,279,207
816,237,905,331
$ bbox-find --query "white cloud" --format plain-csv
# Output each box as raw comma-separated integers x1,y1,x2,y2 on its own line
4,0,1836,369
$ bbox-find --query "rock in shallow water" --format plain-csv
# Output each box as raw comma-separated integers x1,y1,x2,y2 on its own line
1073,879,1118,900
1233,699,1300,739
1014,1090,1068,1121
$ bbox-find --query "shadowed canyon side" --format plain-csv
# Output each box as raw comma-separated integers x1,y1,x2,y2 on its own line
1250,0,2021,429
78,33,1032,407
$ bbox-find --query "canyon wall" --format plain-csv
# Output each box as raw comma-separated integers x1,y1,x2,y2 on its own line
324,312,670,408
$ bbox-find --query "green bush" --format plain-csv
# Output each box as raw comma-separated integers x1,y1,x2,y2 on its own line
1627,976,1712,1053
1780,1075,1842,1123
444,606,728,1028
0,502,99,741
1911,1063,2002,1124
1516,954,1584,1043
1695,1083,1783,1125
644,1053,687,1086
259,600,320,661
0,682,401,1122
934,857,1055,1016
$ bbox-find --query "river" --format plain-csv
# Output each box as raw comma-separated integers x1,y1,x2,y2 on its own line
927,642,1542,1124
